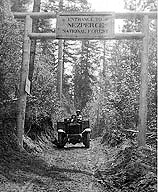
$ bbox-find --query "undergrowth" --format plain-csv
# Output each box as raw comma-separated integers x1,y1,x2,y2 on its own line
95,140,157,192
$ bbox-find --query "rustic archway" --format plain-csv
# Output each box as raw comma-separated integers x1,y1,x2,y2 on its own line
14,11,157,147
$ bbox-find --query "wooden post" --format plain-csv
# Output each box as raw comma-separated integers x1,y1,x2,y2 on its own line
58,40,63,102
17,15,32,148
58,0,63,102
103,40,106,77
137,15,149,146
29,0,41,92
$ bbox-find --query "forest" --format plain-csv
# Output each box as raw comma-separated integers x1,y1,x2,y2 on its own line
0,0,157,191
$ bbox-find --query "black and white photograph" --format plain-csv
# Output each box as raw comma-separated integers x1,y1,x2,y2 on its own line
0,0,157,191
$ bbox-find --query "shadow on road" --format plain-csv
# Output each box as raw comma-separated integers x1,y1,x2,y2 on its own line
0,148,93,186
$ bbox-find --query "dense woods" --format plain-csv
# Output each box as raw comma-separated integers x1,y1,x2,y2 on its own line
0,0,157,191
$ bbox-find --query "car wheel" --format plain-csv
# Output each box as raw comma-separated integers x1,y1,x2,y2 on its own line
83,132,90,148
58,133,65,148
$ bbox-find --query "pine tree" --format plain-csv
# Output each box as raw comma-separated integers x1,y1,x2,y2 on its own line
10,0,32,12
73,40,101,110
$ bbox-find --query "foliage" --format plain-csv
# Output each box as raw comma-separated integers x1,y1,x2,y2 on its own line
0,1,25,155
25,43,60,136
73,40,101,110
124,0,157,11
0,9,22,103
42,0,90,13
10,0,32,12
24,0,92,136
84,0,157,146
95,141,157,192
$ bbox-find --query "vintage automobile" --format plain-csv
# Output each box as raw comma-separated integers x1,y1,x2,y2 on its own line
57,117,91,148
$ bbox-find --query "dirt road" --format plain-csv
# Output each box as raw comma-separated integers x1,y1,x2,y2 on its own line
0,138,111,192
38,139,108,192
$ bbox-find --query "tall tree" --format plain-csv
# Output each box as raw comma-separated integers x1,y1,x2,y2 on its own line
0,0,22,102
73,40,100,110
10,0,31,12
0,0,23,151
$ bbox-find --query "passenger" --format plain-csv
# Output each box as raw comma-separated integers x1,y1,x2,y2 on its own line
71,115,76,122
76,110,82,121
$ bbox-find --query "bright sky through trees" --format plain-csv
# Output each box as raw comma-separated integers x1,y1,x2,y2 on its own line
89,0,126,32
88,0,125,12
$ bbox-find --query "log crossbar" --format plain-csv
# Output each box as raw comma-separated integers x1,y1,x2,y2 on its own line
13,11,156,40
13,11,157,19
29,32,145,40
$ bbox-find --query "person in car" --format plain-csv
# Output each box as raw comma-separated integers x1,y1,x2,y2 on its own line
76,110,82,121
70,114,76,122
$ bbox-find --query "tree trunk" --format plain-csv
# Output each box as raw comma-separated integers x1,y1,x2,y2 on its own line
0,1,14,99
28,0,41,91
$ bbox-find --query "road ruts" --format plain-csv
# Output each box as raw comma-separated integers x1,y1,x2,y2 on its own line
39,138,108,192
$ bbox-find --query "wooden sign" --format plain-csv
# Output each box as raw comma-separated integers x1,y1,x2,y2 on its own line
25,78,31,95
56,12,114,39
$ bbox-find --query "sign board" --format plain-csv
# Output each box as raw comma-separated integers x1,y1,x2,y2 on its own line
56,13,115,39
25,78,30,95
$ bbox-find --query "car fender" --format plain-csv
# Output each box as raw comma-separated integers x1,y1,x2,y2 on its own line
58,129,65,133
82,128,91,134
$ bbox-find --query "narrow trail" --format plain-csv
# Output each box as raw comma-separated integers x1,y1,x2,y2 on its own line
0,138,114,192
39,139,109,192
